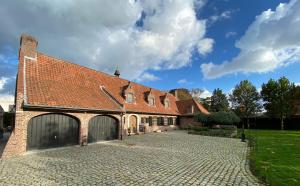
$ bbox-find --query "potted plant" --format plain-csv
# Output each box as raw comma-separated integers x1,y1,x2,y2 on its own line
128,128,131,136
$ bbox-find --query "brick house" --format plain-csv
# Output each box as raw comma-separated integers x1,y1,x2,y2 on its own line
2,34,208,159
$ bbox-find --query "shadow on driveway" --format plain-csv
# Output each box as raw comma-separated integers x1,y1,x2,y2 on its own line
0,132,10,159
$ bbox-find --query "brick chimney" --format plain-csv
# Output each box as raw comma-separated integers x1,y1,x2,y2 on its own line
19,34,38,59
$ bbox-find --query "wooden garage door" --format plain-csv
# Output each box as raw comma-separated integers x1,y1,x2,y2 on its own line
88,115,118,143
27,114,79,150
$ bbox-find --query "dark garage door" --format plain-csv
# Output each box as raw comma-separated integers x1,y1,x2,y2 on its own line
88,115,118,143
27,114,79,150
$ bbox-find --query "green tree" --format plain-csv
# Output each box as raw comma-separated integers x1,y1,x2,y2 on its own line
210,88,229,112
261,77,296,130
201,99,211,111
230,80,261,129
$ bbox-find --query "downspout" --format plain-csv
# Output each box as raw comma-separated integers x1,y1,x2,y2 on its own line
120,105,126,140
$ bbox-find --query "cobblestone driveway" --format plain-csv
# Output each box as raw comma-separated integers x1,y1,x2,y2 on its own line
0,131,261,185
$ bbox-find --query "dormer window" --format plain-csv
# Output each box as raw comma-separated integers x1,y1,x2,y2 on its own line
149,97,155,106
126,93,134,103
163,93,170,108
165,100,170,108
147,88,155,106
124,82,135,103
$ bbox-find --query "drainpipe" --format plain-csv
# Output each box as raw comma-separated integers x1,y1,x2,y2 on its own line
120,109,126,140
121,104,127,140
120,113,124,140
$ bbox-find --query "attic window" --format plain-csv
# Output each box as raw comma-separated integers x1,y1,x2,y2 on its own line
126,93,134,103
149,97,155,106
165,100,170,108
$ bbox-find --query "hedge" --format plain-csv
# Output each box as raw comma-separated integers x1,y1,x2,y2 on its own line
195,111,240,126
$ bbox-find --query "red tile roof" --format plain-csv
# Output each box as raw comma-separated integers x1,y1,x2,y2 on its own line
22,52,182,115
176,98,209,115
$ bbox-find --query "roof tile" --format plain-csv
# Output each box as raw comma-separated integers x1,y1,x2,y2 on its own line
24,53,181,114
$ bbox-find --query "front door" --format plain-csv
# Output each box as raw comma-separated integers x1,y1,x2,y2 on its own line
129,115,137,134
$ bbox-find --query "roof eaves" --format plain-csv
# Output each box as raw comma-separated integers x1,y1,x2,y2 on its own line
125,109,180,116
23,103,123,113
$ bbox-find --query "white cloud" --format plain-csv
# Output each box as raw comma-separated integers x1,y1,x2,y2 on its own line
220,11,232,19
225,31,237,38
295,82,300,86
0,93,14,112
201,0,300,79
197,38,214,55
0,0,211,83
178,79,188,84
208,10,233,25
136,72,160,82
190,88,211,98
199,89,212,98
0,77,9,90
0,77,14,111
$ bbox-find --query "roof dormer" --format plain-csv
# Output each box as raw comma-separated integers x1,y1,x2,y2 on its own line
147,88,155,106
123,82,136,103
163,93,170,108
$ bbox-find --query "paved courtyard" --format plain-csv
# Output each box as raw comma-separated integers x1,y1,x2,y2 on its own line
0,131,261,185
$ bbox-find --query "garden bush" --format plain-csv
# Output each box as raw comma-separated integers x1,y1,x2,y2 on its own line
194,111,240,127
188,126,237,138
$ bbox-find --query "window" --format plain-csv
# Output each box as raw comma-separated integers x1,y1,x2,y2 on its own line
141,117,149,124
165,100,170,108
157,117,164,126
149,116,153,126
126,93,134,103
149,97,155,106
168,117,174,125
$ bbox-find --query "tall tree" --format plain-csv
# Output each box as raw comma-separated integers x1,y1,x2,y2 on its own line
261,77,296,130
210,88,229,112
230,80,261,129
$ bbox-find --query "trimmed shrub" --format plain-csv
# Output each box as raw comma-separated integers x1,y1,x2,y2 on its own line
194,111,240,127
212,111,240,125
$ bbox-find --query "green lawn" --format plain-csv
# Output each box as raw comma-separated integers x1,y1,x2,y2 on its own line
246,130,300,186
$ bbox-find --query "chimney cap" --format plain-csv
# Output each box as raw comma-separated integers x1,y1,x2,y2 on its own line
20,34,38,47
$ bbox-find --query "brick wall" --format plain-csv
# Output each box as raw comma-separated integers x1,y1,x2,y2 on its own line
179,116,203,129
123,114,178,134
1,110,122,159
2,109,179,159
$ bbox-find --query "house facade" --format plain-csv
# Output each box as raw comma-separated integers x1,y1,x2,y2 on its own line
2,34,208,159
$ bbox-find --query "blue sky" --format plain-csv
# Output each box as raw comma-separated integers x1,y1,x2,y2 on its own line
0,0,300,110
145,0,299,92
